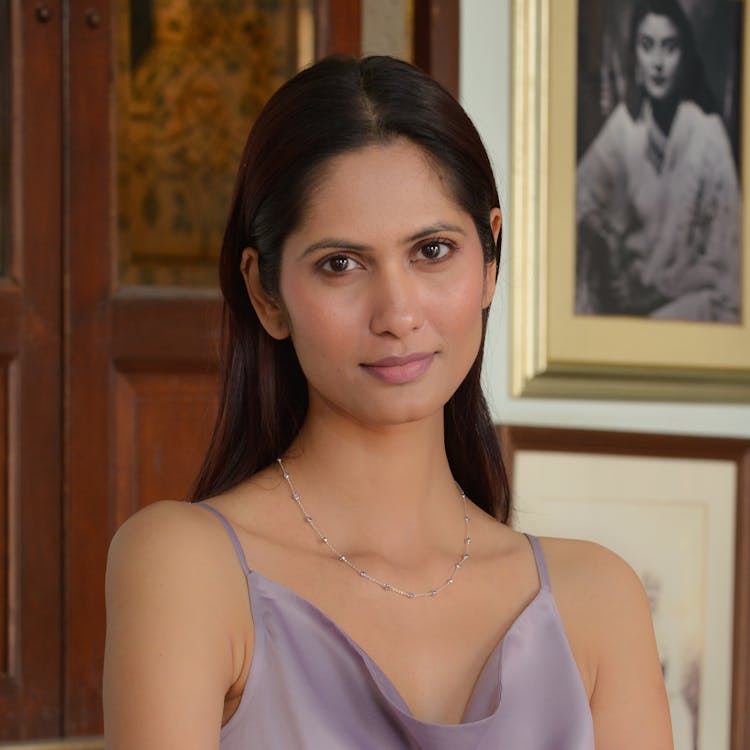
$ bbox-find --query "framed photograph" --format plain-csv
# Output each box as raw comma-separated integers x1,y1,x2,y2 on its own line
510,0,750,401
499,425,750,750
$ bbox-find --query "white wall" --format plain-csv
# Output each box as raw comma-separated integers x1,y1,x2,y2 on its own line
462,0,750,437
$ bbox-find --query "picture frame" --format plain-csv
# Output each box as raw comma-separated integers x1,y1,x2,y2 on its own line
498,425,750,750
510,0,750,402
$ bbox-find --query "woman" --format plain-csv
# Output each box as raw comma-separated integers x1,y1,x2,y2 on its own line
104,56,672,748
576,0,740,321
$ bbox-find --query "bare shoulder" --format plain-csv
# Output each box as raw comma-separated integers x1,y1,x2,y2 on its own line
106,498,252,656
107,499,241,590
536,537,672,748
104,500,251,749
109,498,213,554
536,536,652,652
537,536,646,603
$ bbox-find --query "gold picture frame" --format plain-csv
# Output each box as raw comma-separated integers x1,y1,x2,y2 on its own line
510,0,750,401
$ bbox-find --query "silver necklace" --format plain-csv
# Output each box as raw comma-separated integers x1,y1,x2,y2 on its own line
277,457,471,599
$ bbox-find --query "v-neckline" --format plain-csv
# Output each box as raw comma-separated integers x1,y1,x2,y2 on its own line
246,565,548,727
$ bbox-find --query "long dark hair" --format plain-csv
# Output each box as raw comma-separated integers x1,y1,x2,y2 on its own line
190,55,511,521
625,0,717,118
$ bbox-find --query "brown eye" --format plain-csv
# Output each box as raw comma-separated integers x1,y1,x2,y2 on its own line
321,255,361,273
417,241,452,261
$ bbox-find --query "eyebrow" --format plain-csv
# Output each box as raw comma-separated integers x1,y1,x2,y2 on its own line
638,31,680,42
299,223,467,258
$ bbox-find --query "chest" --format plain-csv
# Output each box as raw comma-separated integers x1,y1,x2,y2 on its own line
230,570,590,728
622,118,707,224
220,587,596,750
319,596,511,723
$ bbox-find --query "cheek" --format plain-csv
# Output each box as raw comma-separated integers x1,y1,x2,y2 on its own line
665,51,682,78
430,265,487,339
278,274,363,376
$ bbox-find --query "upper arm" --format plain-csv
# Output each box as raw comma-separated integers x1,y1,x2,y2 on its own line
103,501,242,750
583,543,674,750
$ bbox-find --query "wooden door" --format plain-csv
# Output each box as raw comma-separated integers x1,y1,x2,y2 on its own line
0,1,64,740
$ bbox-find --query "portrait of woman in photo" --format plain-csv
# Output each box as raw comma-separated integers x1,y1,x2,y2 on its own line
103,55,673,748
576,0,742,321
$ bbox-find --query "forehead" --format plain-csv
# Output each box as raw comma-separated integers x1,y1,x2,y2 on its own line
299,139,465,229
638,13,680,38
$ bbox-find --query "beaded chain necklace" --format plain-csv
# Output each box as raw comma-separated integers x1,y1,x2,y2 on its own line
277,457,471,599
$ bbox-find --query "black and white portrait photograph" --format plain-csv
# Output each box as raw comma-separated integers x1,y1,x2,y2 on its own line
575,0,743,322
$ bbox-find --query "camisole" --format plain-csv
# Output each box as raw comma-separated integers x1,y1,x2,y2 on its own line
199,502,595,749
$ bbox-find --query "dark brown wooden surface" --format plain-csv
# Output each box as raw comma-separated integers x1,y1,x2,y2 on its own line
0,282,21,356
314,0,361,57
114,372,218,524
64,1,113,734
0,364,6,676
0,0,64,739
111,293,221,370
498,425,750,750
413,0,459,99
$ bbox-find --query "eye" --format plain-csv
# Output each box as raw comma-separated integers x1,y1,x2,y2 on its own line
416,240,453,262
319,255,362,273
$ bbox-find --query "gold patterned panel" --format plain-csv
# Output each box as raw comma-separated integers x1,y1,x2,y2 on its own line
116,0,314,287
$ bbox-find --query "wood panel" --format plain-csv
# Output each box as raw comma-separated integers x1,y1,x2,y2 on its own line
0,365,6,676
115,372,218,522
0,282,21,356
111,293,221,371
314,0,361,57
2,740,104,750
413,0,459,99
0,0,64,739
64,0,112,735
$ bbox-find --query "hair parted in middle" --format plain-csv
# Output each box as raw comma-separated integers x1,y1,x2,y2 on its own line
191,55,511,522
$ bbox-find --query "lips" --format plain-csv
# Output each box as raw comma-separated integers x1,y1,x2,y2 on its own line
361,352,435,384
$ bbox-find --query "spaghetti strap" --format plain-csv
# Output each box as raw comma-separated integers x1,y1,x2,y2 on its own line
197,502,252,577
524,533,551,591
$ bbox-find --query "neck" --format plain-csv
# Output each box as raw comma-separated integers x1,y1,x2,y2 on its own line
282,400,460,558
650,95,679,136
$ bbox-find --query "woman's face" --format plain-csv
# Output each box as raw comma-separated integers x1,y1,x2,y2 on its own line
269,139,499,428
635,13,683,100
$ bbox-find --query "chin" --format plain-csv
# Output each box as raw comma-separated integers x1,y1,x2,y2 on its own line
357,395,448,428
312,388,449,429
646,84,675,101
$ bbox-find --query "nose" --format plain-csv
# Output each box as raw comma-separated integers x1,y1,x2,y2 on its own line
368,265,425,338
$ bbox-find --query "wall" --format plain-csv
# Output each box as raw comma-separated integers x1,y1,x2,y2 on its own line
462,0,750,437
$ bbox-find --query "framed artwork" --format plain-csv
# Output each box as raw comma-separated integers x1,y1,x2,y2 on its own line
510,0,750,401
115,0,314,287
499,425,750,750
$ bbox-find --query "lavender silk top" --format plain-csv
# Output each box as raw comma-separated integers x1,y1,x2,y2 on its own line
200,503,595,749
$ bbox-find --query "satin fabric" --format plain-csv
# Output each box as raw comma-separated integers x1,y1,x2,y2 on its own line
200,503,595,749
